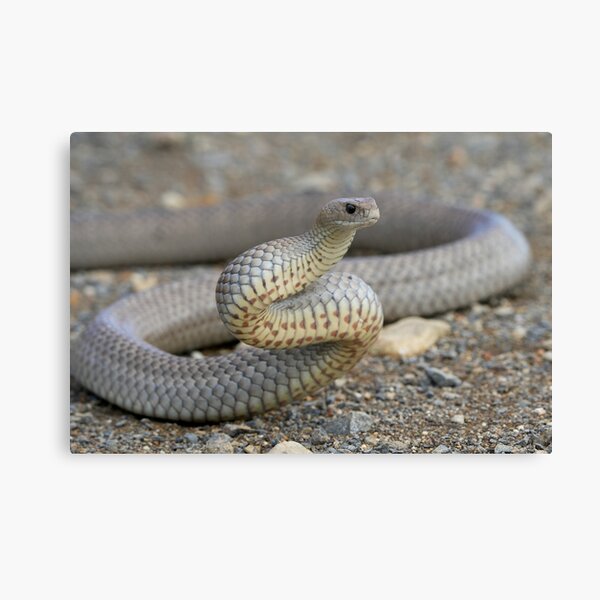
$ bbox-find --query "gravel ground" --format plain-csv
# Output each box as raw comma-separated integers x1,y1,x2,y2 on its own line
69,132,551,454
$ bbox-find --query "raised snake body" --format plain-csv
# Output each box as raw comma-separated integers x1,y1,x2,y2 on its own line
70,193,531,422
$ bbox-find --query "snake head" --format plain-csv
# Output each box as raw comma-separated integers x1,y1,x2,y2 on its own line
317,197,380,230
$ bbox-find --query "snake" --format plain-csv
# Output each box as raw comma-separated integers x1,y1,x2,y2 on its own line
70,192,531,423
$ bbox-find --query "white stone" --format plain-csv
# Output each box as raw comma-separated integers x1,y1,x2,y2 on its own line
130,273,159,292
160,190,187,209
369,317,451,358
269,441,312,454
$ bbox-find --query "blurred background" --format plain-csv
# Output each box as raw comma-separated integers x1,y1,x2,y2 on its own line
70,132,550,238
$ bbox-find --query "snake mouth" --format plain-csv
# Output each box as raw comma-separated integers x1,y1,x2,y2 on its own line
332,213,380,229
333,220,377,229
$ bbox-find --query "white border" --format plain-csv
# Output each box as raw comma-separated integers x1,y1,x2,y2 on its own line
3,1,597,599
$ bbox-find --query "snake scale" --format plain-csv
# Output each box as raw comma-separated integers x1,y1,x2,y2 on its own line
70,192,531,423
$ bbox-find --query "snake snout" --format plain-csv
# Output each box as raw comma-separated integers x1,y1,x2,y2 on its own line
363,200,380,225
349,197,380,229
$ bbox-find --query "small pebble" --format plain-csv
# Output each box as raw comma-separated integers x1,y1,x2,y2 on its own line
205,433,234,454
325,411,374,435
451,414,465,425
403,373,417,385
310,426,330,445
269,441,312,454
387,440,411,453
349,411,374,433
470,303,489,315
433,444,451,454
104,439,118,451
494,305,515,317
512,326,527,340
183,432,199,444
160,190,187,209
425,367,462,387
131,273,159,292
494,443,513,454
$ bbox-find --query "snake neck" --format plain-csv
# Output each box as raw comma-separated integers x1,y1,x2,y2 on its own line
301,224,357,282
215,224,358,344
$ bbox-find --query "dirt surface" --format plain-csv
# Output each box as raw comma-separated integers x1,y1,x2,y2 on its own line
69,132,551,454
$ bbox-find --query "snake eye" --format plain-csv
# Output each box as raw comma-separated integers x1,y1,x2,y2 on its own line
345,203,356,214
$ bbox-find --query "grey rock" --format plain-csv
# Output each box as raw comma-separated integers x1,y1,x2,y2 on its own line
341,442,359,452
494,443,513,454
433,444,451,454
104,439,118,451
386,440,411,453
349,411,374,433
375,386,398,402
183,432,199,444
325,411,374,435
402,373,417,385
205,433,234,454
451,414,465,425
425,366,462,387
540,427,552,446
325,417,350,435
532,427,552,448
310,426,330,445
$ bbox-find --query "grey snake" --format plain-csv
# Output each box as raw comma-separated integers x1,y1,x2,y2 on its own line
70,193,531,422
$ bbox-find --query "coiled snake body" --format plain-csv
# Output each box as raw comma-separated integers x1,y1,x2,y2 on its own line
71,194,531,423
